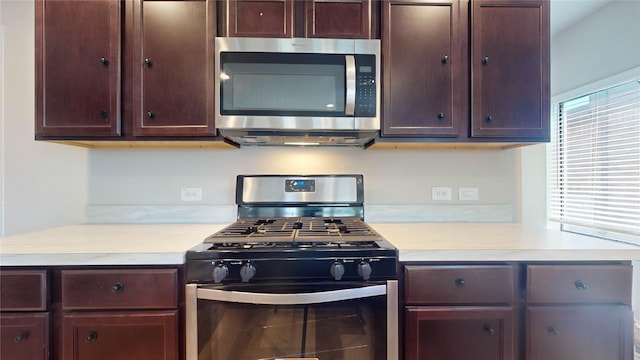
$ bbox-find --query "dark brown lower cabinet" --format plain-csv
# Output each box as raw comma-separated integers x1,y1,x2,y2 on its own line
526,306,634,360
405,306,514,360
403,262,634,360
0,313,50,360
62,311,178,360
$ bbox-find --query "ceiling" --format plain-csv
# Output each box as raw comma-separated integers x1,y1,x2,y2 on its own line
550,0,614,36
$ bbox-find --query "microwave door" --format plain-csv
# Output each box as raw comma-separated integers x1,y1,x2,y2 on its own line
345,55,356,116
219,52,348,119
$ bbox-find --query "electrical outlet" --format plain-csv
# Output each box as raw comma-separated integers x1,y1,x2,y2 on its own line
181,187,202,201
459,187,479,201
432,187,453,201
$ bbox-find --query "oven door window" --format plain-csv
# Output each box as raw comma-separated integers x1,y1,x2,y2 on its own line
195,283,387,360
220,53,346,116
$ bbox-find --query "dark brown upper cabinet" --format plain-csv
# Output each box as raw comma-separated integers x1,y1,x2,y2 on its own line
381,0,463,137
381,0,550,142
471,0,549,140
305,0,373,38
225,0,294,37
221,0,375,39
35,0,121,137
132,0,216,137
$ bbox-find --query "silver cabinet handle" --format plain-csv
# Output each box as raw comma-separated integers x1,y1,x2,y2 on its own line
345,55,356,116
196,284,386,305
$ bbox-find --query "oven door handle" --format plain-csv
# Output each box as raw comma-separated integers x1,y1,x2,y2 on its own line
196,284,386,305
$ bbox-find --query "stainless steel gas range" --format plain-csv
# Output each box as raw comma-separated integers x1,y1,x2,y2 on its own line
185,175,398,360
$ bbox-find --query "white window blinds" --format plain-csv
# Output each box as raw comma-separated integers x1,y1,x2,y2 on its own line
549,80,640,244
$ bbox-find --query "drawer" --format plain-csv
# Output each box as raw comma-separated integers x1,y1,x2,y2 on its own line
526,264,632,304
0,270,47,311
405,265,515,305
61,268,178,310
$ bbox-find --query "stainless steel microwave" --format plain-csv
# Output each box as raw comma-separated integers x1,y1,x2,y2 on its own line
215,37,380,146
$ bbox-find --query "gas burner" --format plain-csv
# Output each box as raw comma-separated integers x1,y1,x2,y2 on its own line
204,216,384,243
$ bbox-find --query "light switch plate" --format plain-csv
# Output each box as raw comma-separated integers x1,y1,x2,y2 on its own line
459,187,479,201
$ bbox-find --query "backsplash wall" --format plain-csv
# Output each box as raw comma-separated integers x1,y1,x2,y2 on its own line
87,146,517,223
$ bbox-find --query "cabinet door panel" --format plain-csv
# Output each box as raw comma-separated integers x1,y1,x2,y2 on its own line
35,0,121,137
0,313,49,360
62,311,178,360
228,0,293,37
405,306,515,360
526,306,634,360
306,0,371,38
471,0,549,139
133,0,215,136
382,0,461,137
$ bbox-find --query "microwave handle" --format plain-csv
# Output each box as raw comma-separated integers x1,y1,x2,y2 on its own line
195,284,386,305
345,55,356,116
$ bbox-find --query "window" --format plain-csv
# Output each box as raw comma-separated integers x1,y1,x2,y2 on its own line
548,79,640,245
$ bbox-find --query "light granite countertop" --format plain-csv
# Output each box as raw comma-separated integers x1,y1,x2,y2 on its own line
1,223,639,266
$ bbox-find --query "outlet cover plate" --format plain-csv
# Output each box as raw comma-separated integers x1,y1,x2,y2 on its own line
181,187,202,201
432,187,453,201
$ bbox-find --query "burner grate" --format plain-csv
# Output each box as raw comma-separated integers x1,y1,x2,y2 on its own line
204,216,384,244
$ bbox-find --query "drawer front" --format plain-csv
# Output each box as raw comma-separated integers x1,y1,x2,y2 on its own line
0,270,47,311
405,265,515,305
61,269,178,310
526,264,632,304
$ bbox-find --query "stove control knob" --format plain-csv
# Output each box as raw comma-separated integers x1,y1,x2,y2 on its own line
240,262,256,282
212,263,229,284
358,261,372,281
330,261,345,281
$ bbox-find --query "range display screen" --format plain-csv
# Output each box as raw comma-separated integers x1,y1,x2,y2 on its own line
285,179,315,192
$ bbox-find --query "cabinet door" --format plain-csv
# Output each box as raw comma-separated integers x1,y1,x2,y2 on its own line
382,0,463,137
62,311,178,360
133,0,215,136
526,306,634,360
471,0,549,139
35,0,121,137
227,0,294,37
0,313,49,360
305,0,372,38
405,306,515,360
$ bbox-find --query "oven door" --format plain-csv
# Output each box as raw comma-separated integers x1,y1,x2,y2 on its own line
186,281,398,360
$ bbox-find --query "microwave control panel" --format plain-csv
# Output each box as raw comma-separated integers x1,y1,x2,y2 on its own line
354,55,377,117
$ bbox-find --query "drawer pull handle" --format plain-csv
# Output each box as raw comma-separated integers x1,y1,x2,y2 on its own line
14,331,29,343
111,282,125,293
85,331,98,343
575,280,588,290
483,325,494,335
455,277,466,287
547,326,559,335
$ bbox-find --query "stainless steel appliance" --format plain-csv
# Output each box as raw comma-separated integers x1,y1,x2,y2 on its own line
186,175,398,360
215,38,380,147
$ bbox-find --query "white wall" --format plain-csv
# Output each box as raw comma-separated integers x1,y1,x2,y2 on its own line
551,0,640,95
88,147,516,208
0,0,88,237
